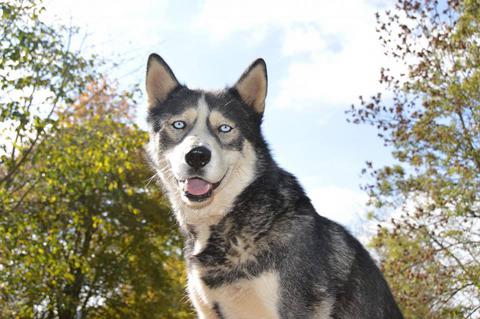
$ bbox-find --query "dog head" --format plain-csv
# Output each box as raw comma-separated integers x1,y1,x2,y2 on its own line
146,54,268,225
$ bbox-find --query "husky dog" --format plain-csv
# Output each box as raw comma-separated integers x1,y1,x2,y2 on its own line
145,53,403,319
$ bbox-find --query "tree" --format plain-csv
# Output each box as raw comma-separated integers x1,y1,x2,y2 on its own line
0,1,193,317
348,1,480,318
1,0,95,210
0,79,193,318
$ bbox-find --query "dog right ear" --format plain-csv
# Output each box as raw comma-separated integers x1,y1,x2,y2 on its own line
234,58,268,114
146,54,179,107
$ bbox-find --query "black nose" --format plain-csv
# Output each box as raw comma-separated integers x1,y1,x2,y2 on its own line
185,146,211,169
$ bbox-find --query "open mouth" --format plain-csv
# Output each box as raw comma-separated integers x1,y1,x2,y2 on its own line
182,177,222,202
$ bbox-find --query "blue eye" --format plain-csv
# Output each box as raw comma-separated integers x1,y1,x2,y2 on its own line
218,124,233,133
172,121,186,129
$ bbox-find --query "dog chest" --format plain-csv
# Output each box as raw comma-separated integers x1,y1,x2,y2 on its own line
188,268,281,319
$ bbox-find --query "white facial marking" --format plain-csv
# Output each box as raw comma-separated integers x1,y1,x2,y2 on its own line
165,95,229,187
178,140,256,226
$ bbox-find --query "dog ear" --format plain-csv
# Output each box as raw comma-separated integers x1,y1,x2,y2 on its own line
146,53,179,107
234,59,268,113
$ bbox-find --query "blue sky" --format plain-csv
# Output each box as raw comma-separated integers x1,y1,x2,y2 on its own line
45,0,396,230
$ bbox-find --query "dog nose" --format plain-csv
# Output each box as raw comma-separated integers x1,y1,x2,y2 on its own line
185,146,211,169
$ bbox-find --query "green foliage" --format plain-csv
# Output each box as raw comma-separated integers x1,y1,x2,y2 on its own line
0,0,95,191
0,80,193,318
349,1,480,318
0,1,193,318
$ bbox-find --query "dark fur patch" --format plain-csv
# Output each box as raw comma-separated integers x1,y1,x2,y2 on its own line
212,302,225,319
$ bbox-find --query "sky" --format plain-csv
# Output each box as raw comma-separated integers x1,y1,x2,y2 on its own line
44,0,396,231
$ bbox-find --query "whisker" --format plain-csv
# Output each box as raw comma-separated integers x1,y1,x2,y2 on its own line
144,173,158,188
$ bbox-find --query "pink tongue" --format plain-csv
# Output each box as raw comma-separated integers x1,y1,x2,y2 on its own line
185,178,212,196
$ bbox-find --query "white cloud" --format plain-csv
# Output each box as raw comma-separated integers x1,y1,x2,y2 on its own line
193,0,320,42
307,185,368,227
276,24,386,108
43,0,398,111
193,0,396,109
193,0,380,40
281,26,328,56
43,0,170,56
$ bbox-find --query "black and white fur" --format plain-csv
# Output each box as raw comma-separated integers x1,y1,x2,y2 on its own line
145,53,403,319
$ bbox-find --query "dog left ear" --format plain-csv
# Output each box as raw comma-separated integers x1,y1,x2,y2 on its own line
146,53,180,108
234,58,268,113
